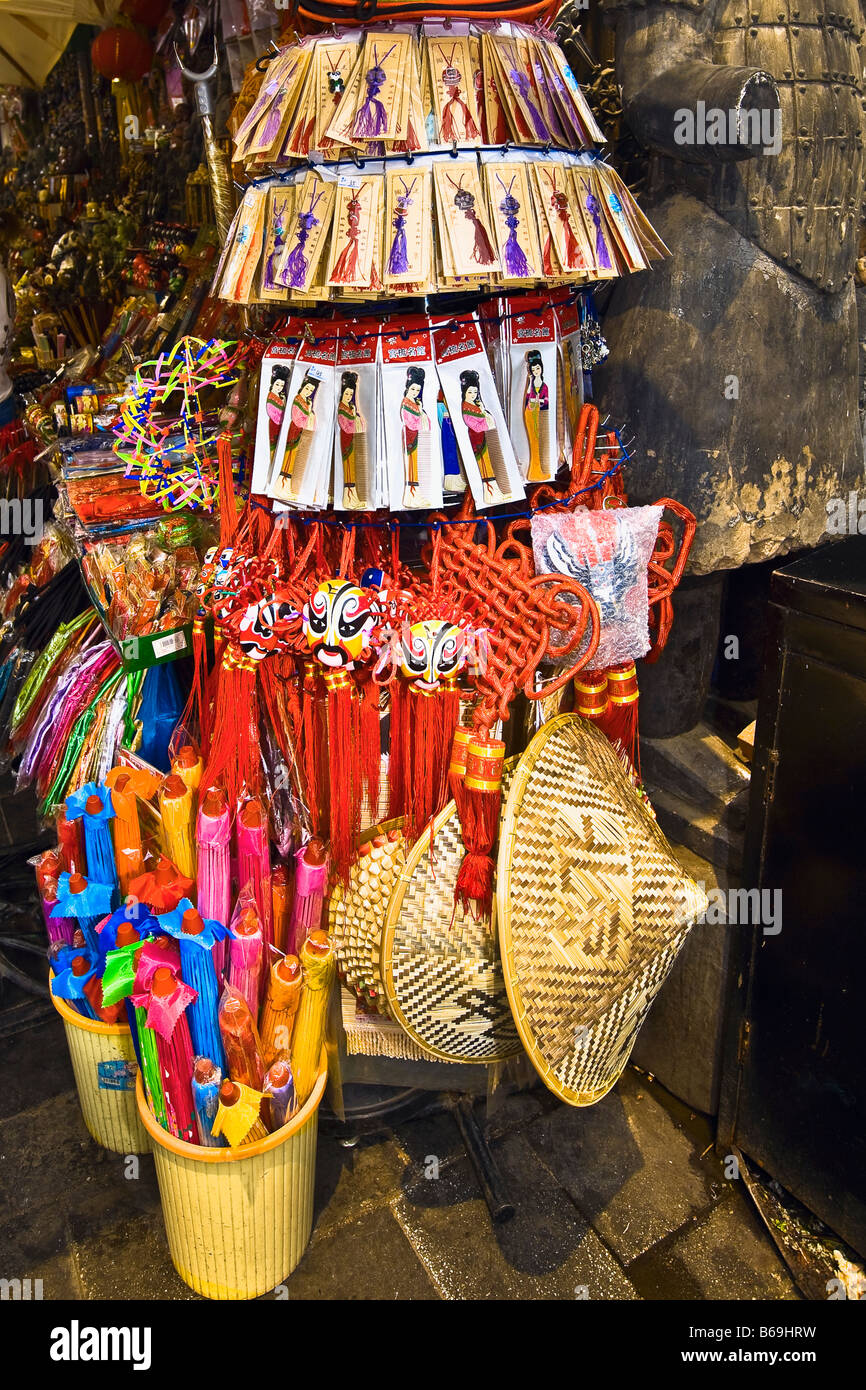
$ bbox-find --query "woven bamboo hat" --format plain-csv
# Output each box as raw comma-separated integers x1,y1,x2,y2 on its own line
328,819,405,1017
497,715,707,1106
381,764,522,1064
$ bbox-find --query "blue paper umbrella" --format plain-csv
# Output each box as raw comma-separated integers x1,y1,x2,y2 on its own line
51,949,99,1020
65,782,119,903
157,899,227,1069
52,873,115,956
97,902,162,965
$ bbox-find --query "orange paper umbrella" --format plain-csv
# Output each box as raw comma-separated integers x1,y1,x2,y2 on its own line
106,765,160,897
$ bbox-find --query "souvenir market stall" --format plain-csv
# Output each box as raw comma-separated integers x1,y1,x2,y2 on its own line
1,0,709,1301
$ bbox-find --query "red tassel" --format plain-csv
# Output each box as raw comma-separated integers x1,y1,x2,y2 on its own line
454,737,505,919
357,672,383,821
405,687,439,843
178,611,211,752
300,660,327,837
200,646,261,806
388,681,410,823
448,725,472,826
324,669,360,883
599,663,640,774
218,433,238,548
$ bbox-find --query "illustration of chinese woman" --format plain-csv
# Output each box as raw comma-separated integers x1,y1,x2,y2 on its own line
439,50,480,142
330,188,364,285
279,373,320,484
266,367,290,445
337,371,366,509
401,366,431,508
523,350,549,482
460,370,504,501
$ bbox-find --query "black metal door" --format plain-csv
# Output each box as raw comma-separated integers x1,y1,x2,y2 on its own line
718,539,866,1258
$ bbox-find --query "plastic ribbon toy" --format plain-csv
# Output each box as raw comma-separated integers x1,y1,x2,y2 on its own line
113,337,241,513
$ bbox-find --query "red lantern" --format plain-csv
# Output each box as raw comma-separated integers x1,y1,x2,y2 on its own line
121,0,170,28
91,27,154,82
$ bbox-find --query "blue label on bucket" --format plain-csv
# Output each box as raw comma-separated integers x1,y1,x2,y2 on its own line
97,1060,137,1092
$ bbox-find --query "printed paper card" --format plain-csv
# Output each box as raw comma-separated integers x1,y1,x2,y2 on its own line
569,168,619,280
482,159,542,283
432,315,524,510
275,172,336,295
218,185,267,302
383,166,432,286
233,50,298,158
258,181,300,302
427,35,482,145
432,163,499,279
350,32,413,144
327,174,380,289
479,33,509,145
313,36,363,154
530,161,592,280
245,46,313,159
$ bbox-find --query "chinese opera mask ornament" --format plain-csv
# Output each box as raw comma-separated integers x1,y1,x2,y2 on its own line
399,619,465,691
303,578,376,669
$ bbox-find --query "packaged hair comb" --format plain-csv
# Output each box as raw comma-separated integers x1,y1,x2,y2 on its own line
507,297,558,485
432,314,524,509
334,323,381,512
381,317,444,512
267,330,337,509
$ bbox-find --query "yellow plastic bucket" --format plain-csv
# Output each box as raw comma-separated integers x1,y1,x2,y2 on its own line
50,981,150,1155
135,1054,328,1300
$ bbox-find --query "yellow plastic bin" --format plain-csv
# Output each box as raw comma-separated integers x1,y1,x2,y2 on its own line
50,983,150,1155
135,1055,328,1300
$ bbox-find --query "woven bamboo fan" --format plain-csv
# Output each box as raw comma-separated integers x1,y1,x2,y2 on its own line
497,715,707,1107
328,819,405,1018
381,764,522,1064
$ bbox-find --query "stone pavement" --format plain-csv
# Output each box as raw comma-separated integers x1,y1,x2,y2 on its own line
0,1004,798,1301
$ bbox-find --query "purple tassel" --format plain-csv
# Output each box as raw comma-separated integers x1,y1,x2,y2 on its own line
353,46,395,139
510,67,550,142
586,191,613,271
498,182,531,278
387,226,409,275
280,203,321,290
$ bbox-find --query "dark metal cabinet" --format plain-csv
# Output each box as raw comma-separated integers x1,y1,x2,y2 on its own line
718,538,866,1257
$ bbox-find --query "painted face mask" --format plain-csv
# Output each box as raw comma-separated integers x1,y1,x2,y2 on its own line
303,578,376,668
235,590,299,661
399,619,465,691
